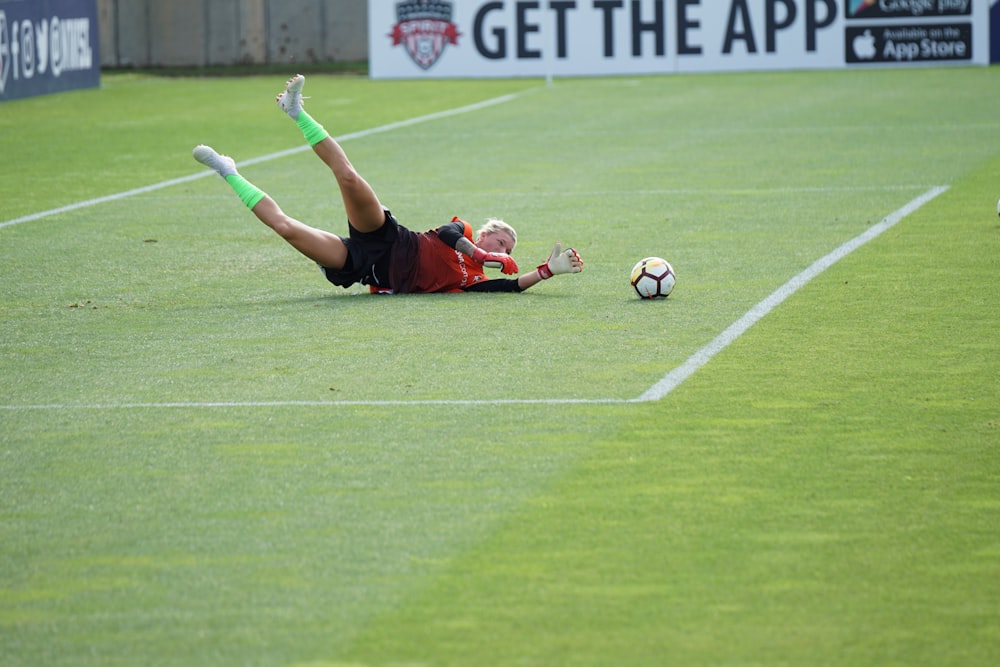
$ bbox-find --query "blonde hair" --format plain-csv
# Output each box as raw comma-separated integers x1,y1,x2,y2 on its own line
476,218,517,250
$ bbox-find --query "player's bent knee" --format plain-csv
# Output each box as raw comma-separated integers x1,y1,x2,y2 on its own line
271,214,304,240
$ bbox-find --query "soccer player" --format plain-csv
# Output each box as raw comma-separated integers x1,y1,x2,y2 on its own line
193,75,583,294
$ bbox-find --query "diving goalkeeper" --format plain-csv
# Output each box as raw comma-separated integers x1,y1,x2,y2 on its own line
193,75,583,294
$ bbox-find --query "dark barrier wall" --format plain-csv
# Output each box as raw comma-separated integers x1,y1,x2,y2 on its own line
992,0,999,62
0,0,99,101
96,0,368,68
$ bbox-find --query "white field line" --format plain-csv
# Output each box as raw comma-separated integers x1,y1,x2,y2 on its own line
1,399,631,410
0,187,948,412
0,92,527,230
637,185,949,401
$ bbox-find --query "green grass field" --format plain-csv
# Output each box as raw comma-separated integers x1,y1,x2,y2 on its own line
1,66,998,666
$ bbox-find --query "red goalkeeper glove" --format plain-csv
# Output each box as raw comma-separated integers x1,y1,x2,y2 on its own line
536,243,583,279
472,247,518,275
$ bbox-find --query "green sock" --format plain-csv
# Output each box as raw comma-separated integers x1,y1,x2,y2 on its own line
224,174,266,210
295,110,330,146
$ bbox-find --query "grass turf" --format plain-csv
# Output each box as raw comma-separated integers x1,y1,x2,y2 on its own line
1,66,998,666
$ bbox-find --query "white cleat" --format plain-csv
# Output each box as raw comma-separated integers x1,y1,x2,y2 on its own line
192,144,237,178
276,74,306,120
996,197,999,217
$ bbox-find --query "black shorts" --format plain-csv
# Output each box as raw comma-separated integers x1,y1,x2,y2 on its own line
319,209,404,289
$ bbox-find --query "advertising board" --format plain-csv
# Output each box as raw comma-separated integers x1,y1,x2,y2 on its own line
369,0,992,78
993,0,999,61
0,0,99,101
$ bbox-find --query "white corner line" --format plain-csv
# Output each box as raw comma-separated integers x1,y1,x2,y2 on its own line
0,91,529,231
634,185,950,403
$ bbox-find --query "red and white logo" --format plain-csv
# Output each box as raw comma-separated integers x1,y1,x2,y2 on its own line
388,1,460,70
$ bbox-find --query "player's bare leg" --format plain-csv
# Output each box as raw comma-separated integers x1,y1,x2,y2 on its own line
310,137,387,233
192,144,349,270
249,197,349,269
277,75,386,233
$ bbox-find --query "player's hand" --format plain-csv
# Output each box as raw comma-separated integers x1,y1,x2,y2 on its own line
537,243,583,279
472,248,518,275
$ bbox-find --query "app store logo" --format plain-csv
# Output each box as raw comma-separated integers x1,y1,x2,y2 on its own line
846,23,973,64
852,29,877,60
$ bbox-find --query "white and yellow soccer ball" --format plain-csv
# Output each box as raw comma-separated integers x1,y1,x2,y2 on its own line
630,256,675,299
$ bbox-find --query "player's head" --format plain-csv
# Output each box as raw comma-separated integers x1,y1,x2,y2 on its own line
476,218,517,254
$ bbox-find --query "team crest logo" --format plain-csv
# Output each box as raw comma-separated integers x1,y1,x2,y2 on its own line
389,1,460,70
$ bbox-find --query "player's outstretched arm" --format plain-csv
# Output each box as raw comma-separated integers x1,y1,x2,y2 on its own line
516,243,583,291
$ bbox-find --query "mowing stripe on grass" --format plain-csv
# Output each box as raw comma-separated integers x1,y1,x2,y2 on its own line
0,186,947,411
0,92,528,230
387,185,939,198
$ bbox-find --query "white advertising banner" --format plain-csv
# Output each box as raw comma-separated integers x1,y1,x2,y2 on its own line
369,0,991,78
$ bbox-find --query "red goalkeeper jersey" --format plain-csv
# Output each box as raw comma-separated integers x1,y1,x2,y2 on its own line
389,217,489,293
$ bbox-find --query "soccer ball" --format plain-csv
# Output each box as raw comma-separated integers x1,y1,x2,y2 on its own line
630,257,675,299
